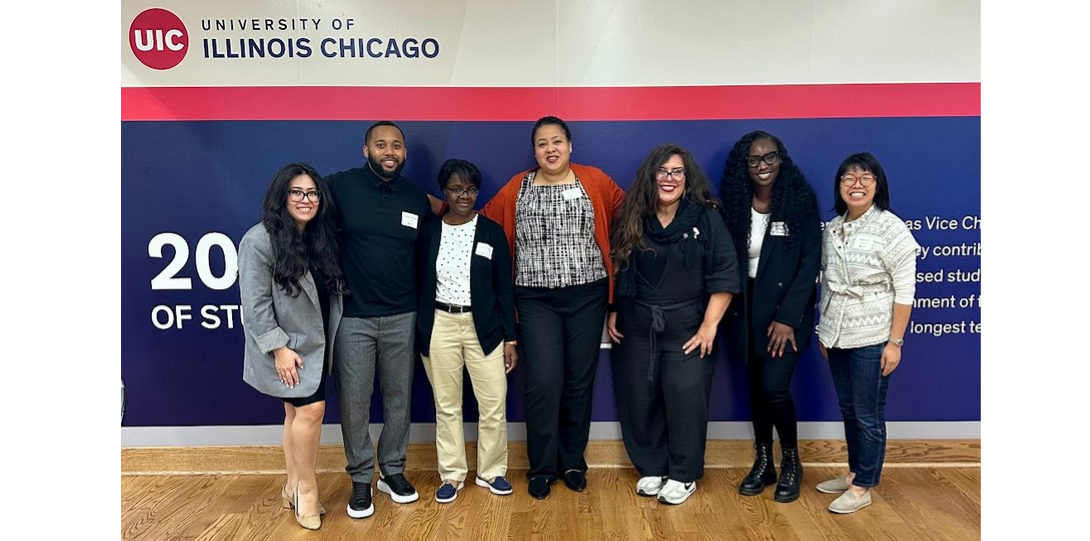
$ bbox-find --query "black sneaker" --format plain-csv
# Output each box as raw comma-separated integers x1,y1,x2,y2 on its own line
377,473,420,503
347,481,374,519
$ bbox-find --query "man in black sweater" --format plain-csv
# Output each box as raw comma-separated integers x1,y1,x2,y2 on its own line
327,121,431,518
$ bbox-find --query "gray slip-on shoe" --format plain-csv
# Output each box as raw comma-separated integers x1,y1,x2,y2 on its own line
828,489,872,514
816,475,851,494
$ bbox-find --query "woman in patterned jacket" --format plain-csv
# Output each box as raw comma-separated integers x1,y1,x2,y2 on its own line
816,152,920,514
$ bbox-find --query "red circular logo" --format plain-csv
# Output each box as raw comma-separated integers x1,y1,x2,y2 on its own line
129,8,188,70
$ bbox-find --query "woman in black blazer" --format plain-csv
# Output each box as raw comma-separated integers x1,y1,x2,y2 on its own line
719,131,822,504
415,159,518,504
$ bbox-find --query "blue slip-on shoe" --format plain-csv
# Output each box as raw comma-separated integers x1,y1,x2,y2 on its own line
434,480,464,503
475,475,514,495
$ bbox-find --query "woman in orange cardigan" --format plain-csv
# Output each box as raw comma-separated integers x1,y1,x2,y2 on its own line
481,115,625,500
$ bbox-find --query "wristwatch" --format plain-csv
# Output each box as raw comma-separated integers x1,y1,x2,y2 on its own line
889,336,904,347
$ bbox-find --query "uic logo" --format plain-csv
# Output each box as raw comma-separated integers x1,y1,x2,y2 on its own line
129,8,188,70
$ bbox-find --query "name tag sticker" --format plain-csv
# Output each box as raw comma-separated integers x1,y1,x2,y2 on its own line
770,222,789,236
561,187,583,200
401,212,419,229
475,242,493,259
853,235,875,251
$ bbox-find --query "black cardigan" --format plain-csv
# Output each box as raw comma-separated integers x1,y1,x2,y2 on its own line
414,213,517,357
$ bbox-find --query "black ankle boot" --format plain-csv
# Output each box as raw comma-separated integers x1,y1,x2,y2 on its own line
739,442,777,496
774,446,803,503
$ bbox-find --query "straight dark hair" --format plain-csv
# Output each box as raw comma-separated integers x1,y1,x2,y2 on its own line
832,152,893,216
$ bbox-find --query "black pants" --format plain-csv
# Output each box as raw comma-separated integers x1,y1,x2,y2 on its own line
515,278,608,480
747,349,800,446
745,280,800,447
612,299,715,483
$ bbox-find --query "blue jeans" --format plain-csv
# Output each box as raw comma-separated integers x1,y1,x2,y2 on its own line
827,343,891,488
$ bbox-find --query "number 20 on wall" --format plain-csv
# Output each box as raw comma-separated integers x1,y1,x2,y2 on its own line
148,232,238,290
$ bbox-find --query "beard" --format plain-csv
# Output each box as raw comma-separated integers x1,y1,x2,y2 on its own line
368,153,406,181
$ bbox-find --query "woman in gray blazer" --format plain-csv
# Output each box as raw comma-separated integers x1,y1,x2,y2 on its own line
239,162,348,530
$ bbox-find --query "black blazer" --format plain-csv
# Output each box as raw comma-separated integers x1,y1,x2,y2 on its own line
415,213,517,357
722,203,822,361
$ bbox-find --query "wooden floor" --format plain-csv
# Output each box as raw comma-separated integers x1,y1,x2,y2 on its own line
121,465,980,540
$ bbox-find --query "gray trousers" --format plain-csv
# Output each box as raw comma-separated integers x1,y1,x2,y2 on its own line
334,312,416,483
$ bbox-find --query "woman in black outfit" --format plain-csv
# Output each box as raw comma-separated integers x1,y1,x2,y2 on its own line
607,143,739,506
719,131,822,503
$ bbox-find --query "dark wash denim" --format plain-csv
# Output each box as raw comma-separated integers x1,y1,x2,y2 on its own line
827,343,891,488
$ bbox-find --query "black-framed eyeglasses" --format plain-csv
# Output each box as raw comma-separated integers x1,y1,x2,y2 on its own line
288,189,320,202
655,167,686,181
839,174,877,187
444,186,480,197
746,151,780,168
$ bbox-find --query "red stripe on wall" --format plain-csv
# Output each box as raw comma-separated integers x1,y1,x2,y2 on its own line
121,83,979,121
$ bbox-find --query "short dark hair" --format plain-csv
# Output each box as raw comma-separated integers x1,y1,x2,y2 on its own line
530,115,572,146
437,158,482,191
832,152,893,215
365,120,404,145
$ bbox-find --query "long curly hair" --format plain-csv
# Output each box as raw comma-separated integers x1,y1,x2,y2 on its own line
611,143,720,274
719,131,818,257
260,162,349,297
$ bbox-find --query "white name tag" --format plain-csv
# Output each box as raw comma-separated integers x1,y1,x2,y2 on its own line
770,222,789,236
475,242,493,259
561,187,583,200
401,211,419,229
853,235,876,251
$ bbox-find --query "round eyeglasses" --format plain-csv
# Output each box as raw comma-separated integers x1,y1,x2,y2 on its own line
839,174,876,187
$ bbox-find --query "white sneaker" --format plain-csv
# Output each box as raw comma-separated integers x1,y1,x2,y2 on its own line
636,475,667,496
657,479,696,505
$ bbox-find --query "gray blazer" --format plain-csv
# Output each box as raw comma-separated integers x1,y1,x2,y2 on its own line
239,224,343,398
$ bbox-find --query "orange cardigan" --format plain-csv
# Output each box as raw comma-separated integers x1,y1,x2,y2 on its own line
481,163,626,302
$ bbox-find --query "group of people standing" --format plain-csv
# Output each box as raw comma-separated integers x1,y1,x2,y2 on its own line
237,116,919,530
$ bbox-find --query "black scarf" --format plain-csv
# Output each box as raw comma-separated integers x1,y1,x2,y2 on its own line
617,198,708,298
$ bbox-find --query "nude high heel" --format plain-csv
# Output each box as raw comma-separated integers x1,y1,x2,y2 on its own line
294,486,321,530
283,485,326,514
281,485,293,509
